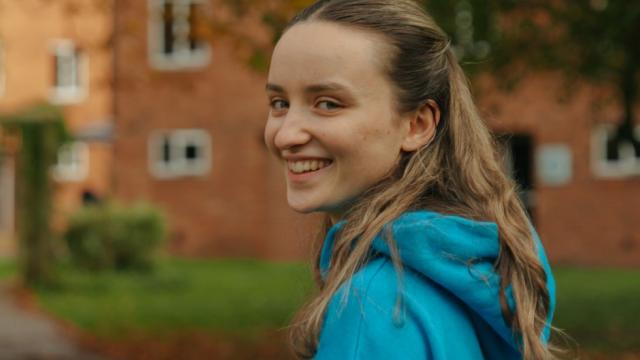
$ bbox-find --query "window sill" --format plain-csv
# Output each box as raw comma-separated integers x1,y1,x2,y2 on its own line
149,50,211,71
592,162,640,179
51,168,88,182
149,167,211,180
49,88,87,105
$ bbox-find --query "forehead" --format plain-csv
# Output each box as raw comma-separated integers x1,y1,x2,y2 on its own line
268,21,391,90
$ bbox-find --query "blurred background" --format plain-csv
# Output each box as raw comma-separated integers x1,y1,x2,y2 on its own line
0,0,638,359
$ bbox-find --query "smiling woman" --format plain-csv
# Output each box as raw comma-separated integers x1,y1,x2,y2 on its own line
263,1,559,359
264,22,431,218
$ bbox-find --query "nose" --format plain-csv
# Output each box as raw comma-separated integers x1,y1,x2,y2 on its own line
272,111,312,152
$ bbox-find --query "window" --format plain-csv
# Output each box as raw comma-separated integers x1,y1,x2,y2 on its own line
0,41,5,98
49,40,87,104
149,129,212,178
148,0,211,70
52,142,90,182
592,123,640,178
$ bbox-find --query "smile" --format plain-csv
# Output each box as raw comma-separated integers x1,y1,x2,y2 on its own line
287,159,333,174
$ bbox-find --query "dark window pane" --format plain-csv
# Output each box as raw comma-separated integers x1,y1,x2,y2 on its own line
188,3,199,50
185,143,199,160
163,2,174,54
606,137,619,161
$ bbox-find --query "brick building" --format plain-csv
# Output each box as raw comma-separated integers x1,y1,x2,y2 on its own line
478,75,640,266
0,0,638,264
112,0,316,260
0,0,114,255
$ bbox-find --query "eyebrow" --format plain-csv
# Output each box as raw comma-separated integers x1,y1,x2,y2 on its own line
265,82,351,95
265,83,285,93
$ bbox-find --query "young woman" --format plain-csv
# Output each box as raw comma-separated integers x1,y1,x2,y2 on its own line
264,0,557,359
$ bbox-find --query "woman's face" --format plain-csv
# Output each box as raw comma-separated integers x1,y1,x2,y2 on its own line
264,21,412,219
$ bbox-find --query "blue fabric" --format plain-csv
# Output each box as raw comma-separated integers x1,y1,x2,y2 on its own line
314,210,556,359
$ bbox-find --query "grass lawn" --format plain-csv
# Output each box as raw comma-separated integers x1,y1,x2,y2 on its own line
33,258,314,340
1,258,638,354
552,266,640,353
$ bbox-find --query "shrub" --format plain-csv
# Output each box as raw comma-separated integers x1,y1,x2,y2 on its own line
65,202,167,271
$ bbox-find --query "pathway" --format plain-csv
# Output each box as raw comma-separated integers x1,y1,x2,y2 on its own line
0,283,107,360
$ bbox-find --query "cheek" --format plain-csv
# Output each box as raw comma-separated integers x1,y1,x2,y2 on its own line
263,120,279,154
357,126,403,171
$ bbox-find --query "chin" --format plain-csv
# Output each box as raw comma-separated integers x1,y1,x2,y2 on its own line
287,196,348,218
286,196,320,214
288,205,317,214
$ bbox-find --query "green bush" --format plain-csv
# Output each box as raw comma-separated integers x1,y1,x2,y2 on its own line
65,202,167,271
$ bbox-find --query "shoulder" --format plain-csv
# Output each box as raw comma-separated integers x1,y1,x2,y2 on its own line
314,257,429,359
314,257,484,359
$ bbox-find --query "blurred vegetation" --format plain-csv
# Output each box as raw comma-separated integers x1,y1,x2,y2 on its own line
0,259,17,280
0,104,70,287
34,258,313,339
65,202,167,272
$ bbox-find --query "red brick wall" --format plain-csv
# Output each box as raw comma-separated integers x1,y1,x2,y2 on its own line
113,0,317,261
478,74,640,266
112,2,639,265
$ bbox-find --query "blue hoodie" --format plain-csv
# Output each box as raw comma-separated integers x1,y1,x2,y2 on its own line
314,210,556,359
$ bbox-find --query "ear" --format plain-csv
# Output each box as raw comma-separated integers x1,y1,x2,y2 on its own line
401,99,441,152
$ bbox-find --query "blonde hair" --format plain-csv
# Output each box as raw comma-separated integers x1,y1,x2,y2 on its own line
283,1,557,359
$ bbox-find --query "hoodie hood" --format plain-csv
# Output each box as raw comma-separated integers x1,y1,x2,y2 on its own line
319,210,556,354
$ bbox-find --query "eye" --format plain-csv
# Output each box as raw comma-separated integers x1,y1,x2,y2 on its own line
270,99,289,111
317,100,342,112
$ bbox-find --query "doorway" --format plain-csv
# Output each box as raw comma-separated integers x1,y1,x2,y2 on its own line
500,133,536,224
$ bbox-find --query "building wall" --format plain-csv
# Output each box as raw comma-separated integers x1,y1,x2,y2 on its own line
112,1,640,265
0,0,114,255
478,74,640,266
1,0,625,264
113,0,317,260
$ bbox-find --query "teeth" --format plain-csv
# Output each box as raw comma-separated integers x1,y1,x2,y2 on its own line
288,160,332,174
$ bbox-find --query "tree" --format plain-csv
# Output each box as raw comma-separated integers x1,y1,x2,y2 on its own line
428,0,640,162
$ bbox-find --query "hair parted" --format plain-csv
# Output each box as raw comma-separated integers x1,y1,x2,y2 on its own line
283,1,560,359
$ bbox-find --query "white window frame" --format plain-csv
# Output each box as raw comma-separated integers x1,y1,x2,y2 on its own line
0,40,5,98
591,123,640,178
49,39,88,104
148,129,212,179
52,142,90,182
147,0,211,70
